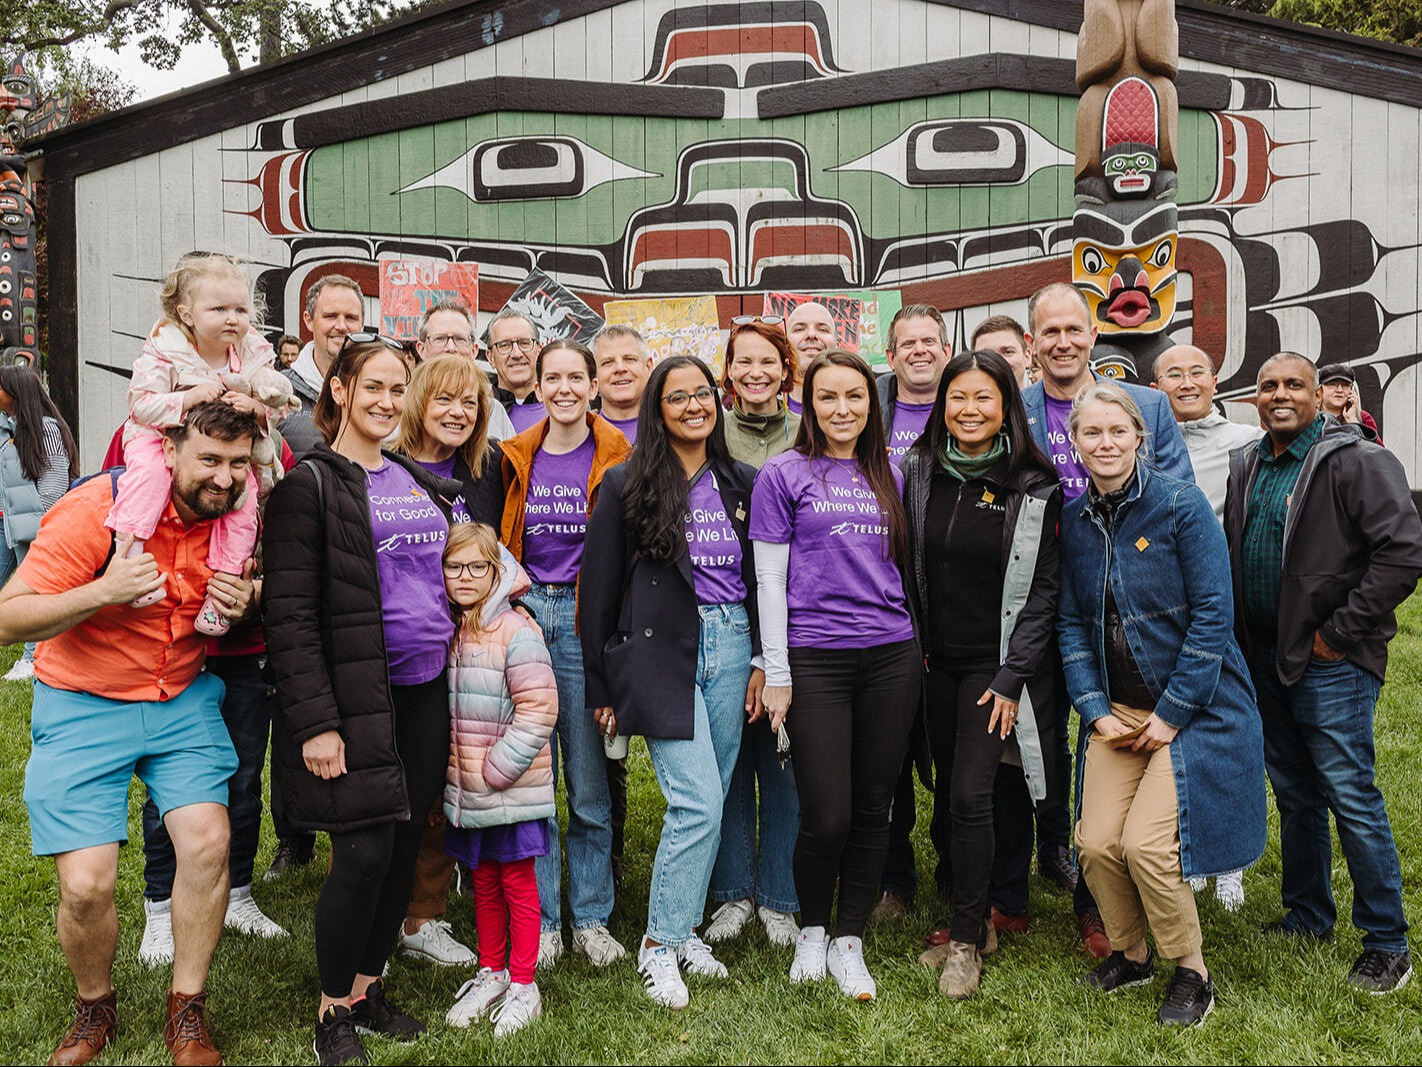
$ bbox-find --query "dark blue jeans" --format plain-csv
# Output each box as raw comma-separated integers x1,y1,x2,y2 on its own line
1248,646,1408,952
143,655,272,899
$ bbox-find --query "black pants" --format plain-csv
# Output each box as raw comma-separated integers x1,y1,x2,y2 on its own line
880,757,918,900
925,668,1009,943
314,677,450,998
787,640,921,938
1035,660,1073,854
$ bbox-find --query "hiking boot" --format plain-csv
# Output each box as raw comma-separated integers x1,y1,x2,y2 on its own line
1080,948,1156,993
349,979,425,1041
446,968,510,1027
1077,910,1111,958
313,1005,367,1066
703,899,754,943
938,941,982,1000
163,989,221,1066
48,989,116,1066
826,936,876,1001
399,919,474,966
1157,965,1214,1026
1348,949,1413,994
638,942,689,1009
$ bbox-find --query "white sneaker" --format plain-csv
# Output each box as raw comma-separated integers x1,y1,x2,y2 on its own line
537,929,564,968
400,918,475,965
223,884,288,938
571,924,627,967
827,935,877,1001
1216,870,1245,912
677,934,728,978
637,942,689,1009
759,905,799,947
3,657,33,682
139,898,174,966
789,925,827,984
703,899,754,943
446,967,510,1027
491,981,542,1037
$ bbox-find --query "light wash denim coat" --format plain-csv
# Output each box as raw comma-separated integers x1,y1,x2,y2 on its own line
1058,462,1266,879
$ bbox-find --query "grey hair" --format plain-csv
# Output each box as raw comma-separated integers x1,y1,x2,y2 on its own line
490,307,540,337
888,304,948,349
591,323,651,361
418,300,476,342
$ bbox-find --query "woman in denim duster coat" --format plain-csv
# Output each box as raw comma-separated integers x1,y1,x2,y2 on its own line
1058,383,1266,1022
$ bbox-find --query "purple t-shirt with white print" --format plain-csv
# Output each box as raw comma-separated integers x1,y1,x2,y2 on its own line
521,435,594,584
367,461,455,685
888,401,934,467
508,397,546,433
1044,393,1091,500
600,413,638,445
413,455,471,522
749,451,914,649
686,470,746,605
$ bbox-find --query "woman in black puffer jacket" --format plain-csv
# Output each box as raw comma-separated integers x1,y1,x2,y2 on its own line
264,335,461,1065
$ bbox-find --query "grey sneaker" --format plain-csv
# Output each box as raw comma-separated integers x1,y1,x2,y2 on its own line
571,924,626,966
1348,949,1413,994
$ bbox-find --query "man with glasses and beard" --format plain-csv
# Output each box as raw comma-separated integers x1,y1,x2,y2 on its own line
0,401,260,1067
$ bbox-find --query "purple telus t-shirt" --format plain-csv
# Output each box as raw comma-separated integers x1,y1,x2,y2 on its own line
686,470,746,605
508,398,546,433
787,393,803,416
413,456,471,522
1043,393,1091,500
367,461,455,685
600,413,638,445
749,451,914,649
888,401,934,467
521,435,595,584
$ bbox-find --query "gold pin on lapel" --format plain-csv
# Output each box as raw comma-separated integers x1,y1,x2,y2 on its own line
982,489,996,504
734,503,746,522
1135,537,1150,552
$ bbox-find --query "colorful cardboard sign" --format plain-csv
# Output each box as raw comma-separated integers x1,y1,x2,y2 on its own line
487,266,605,346
379,260,479,341
762,289,903,369
603,295,724,375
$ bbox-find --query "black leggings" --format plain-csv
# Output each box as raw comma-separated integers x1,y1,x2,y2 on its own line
315,677,450,998
787,639,922,938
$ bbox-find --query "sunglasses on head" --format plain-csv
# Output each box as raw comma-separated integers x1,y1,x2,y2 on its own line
730,315,785,326
339,330,413,358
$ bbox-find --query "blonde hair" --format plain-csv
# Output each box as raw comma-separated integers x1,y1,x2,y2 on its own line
392,354,496,477
446,523,505,643
158,253,263,347
1069,381,1151,456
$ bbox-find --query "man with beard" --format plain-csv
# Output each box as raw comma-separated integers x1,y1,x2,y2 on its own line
0,401,260,1066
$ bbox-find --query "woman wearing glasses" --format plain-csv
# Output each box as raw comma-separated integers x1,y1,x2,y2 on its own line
497,338,633,967
750,349,921,1001
580,356,761,1009
265,334,465,1064
702,320,802,949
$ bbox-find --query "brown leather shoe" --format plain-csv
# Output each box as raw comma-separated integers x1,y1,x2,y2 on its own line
990,907,1030,934
1077,910,1112,959
923,926,953,947
164,989,222,1066
48,990,117,1066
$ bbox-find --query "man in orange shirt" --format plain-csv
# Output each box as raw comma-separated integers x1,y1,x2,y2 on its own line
0,402,259,1067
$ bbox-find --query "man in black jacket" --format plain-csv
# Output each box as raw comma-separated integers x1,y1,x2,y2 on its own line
1224,351,1422,993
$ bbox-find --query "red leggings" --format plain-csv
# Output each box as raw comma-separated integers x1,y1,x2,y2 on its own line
474,857,540,984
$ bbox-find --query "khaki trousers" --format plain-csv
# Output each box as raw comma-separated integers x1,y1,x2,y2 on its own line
408,815,456,921
1076,702,1202,959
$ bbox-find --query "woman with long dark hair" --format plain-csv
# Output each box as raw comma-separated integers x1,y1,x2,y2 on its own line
704,321,801,947
902,350,1062,999
0,366,79,681
581,355,762,1008
264,335,463,1064
750,349,921,1000
497,337,633,968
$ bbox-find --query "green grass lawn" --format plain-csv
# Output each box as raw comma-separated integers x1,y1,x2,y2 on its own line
3,598,1422,1064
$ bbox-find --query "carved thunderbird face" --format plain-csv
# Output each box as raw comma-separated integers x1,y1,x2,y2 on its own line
1073,201,1178,334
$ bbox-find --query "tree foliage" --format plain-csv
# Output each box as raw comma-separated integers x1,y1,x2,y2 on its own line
1205,0,1422,48
1,0,432,75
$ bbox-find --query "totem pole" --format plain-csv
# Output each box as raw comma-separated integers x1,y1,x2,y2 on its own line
1073,0,1180,381
0,55,58,368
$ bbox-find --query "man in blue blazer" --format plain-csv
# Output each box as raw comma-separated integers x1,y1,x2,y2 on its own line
1021,283,1193,499
1016,282,1193,957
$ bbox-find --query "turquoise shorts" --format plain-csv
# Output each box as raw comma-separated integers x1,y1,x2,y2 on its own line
24,672,236,856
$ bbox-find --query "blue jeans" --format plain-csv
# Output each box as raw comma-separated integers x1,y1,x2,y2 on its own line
708,715,800,914
1248,646,1408,952
644,604,751,945
526,583,614,931
144,656,272,897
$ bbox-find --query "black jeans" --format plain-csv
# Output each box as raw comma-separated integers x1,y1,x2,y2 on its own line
787,639,921,938
143,655,272,898
925,668,1008,943
880,757,918,900
315,677,449,998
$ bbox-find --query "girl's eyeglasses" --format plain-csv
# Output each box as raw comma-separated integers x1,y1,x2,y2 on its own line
443,559,495,578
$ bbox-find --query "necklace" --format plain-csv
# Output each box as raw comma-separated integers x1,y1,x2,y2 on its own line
830,456,860,483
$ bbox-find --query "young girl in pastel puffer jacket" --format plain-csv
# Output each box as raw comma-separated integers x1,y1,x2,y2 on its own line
441,522,558,1037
